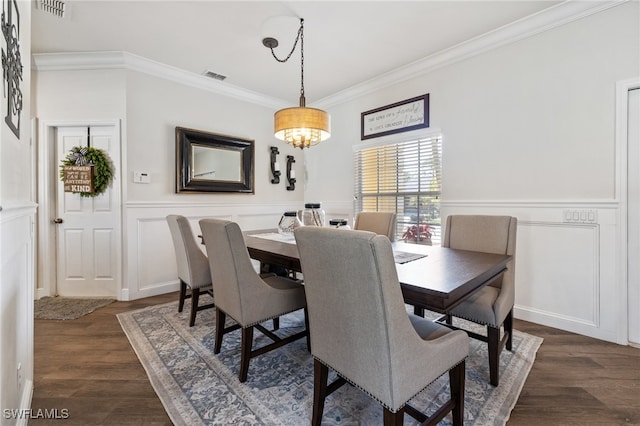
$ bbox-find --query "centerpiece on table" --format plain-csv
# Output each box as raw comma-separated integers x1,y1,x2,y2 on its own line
402,223,435,245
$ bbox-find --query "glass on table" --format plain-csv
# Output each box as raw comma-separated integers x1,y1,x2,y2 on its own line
302,203,325,227
278,211,302,238
329,219,350,230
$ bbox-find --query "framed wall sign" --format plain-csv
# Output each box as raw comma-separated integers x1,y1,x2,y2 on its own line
63,165,94,193
361,94,429,140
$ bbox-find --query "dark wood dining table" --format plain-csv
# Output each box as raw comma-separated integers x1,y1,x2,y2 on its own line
244,230,511,314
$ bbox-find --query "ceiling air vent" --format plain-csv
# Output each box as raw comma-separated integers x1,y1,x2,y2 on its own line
36,0,66,18
202,70,227,81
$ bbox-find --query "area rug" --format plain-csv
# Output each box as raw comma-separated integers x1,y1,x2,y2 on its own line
118,300,542,426
34,296,115,320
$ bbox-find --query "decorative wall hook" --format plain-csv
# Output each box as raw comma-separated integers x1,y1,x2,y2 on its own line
286,155,296,191
2,0,24,138
270,146,281,184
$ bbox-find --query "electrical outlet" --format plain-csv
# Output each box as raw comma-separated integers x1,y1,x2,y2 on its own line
562,209,598,223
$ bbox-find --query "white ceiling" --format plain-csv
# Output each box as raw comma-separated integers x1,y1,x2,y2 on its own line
32,1,571,105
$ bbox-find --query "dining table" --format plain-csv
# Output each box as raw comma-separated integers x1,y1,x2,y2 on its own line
243,229,512,315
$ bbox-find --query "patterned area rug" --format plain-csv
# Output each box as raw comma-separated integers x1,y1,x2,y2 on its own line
118,300,542,426
34,296,115,320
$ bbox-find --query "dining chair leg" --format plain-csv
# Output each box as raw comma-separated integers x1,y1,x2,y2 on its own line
449,360,465,426
189,288,200,327
214,309,226,354
487,325,500,386
505,310,513,351
312,359,329,426
272,317,280,330
382,407,404,426
445,313,453,325
413,305,424,317
178,280,187,313
239,326,254,383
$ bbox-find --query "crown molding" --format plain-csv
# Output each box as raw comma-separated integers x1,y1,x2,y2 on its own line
315,0,627,108
32,51,289,110
32,1,626,110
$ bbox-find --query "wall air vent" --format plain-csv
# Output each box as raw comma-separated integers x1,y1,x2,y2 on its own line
36,0,66,18
202,70,227,81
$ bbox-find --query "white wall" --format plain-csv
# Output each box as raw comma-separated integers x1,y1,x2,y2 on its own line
0,1,34,423
124,70,301,204
122,70,305,299
33,66,306,301
305,3,639,343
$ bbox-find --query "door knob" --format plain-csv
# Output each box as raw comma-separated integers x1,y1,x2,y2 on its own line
53,218,64,224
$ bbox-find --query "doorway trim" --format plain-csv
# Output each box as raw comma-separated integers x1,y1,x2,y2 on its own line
36,119,123,300
615,77,640,345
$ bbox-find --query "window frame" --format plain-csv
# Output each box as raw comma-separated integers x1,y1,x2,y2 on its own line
353,128,443,245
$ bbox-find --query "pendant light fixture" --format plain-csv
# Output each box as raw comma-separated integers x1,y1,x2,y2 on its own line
263,18,331,150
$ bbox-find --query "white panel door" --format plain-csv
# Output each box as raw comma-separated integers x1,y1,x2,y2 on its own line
628,88,640,345
55,125,120,297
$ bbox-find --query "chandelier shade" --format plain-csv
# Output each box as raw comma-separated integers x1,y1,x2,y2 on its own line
274,105,330,149
263,18,331,149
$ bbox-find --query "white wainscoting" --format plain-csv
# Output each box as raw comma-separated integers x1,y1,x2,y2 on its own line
441,200,623,344
123,202,304,301
0,203,36,421
124,199,626,343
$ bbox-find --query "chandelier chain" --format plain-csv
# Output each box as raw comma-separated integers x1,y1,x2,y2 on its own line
300,21,304,99
268,18,305,99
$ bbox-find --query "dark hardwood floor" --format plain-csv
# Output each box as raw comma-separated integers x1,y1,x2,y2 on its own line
30,292,640,425
31,293,175,425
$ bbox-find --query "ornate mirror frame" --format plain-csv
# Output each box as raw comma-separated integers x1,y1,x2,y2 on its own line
176,127,255,193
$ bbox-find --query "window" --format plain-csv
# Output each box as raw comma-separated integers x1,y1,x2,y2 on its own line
354,134,442,245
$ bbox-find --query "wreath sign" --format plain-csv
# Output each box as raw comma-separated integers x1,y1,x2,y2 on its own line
60,147,114,197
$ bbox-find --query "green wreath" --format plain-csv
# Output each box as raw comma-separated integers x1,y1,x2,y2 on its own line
59,147,114,197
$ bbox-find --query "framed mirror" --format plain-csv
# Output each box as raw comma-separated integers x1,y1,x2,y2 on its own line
176,127,254,193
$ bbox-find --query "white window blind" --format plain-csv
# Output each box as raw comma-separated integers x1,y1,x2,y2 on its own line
354,135,442,244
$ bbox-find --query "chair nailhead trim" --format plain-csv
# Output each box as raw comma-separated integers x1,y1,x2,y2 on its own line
314,356,467,413
450,313,499,328
244,307,304,328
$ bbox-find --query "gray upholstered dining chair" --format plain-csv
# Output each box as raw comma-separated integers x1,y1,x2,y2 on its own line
353,211,397,240
295,226,468,426
199,218,309,383
442,214,517,386
166,215,215,327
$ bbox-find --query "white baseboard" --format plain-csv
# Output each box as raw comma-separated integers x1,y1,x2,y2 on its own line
15,379,33,426
128,281,181,301
35,288,51,300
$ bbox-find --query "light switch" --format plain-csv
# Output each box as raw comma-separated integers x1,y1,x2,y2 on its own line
133,171,151,184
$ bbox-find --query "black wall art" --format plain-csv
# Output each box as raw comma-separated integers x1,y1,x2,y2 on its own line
2,0,23,138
